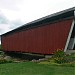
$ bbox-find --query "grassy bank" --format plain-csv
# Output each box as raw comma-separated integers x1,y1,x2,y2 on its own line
0,62,75,75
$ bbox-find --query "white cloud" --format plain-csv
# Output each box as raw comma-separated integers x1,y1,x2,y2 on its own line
1,9,20,21
0,0,74,23
0,0,74,44
0,0,75,34
0,24,10,34
9,19,24,29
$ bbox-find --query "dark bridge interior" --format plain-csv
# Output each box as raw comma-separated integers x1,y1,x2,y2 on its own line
71,23,75,50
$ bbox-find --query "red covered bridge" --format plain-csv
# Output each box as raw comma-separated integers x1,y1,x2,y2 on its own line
1,7,75,54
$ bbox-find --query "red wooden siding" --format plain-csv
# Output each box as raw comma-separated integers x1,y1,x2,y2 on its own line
1,18,73,54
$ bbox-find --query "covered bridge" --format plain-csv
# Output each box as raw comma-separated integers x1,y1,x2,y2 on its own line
1,7,75,54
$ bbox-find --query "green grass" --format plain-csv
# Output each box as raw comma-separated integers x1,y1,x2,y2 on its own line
0,62,75,75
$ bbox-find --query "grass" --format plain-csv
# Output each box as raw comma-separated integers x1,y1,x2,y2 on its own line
0,62,75,75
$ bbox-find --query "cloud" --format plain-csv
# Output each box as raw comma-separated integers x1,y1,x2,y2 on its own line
0,24,10,33
9,20,24,29
0,15,8,24
0,11,24,35
0,12,10,34
0,0,74,31
0,11,24,44
0,0,74,44
0,11,9,24
0,0,74,23
0,0,20,11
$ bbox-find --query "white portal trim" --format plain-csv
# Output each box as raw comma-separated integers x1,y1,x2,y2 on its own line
64,20,74,52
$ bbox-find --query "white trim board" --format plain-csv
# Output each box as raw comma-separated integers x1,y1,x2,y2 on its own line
64,20,74,52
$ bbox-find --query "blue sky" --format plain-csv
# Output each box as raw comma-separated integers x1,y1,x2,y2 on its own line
0,0,75,44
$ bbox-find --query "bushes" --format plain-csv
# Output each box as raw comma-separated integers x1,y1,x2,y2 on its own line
0,51,13,64
53,49,75,64
0,56,13,64
53,50,65,64
53,50,65,57
0,51,4,56
0,59,13,64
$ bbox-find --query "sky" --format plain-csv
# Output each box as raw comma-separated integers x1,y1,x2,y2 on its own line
0,0,75,44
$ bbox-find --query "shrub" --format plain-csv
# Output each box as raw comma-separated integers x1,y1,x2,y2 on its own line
53,50,75,64
0,52,13,64
53,49,75,64
0,58,13,64
0,51,4,55
61,62,75,67
65,53,75,62
53,50,65,64
53,49,65,58
0,59,6,64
